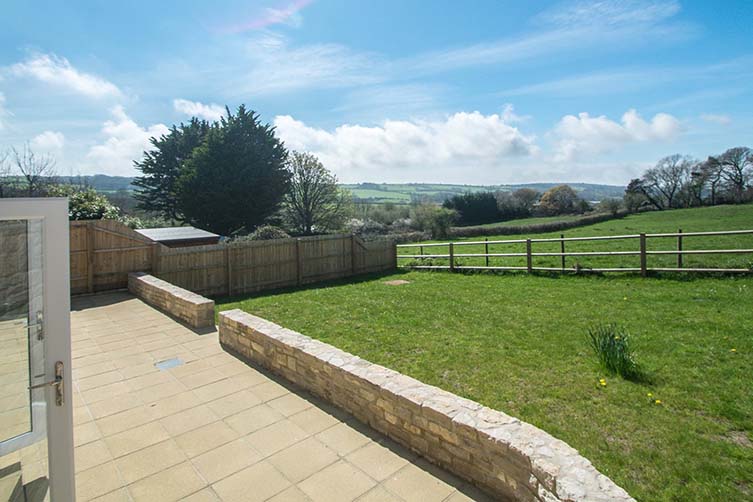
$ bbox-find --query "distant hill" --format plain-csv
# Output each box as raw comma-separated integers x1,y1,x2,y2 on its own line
42,176,624,203
342,182,625,204
56,175,136,192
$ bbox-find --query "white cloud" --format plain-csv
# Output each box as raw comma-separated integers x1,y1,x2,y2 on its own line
10,53,121,98
173,99,225,121
700,113,731,125
553,109,681,161
273,111,538,183
233,33,382,96
86,106,168,176
31,131,65,151
537,0,681,28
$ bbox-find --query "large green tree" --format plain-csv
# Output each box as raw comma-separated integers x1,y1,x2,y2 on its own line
133,118,211,220
177,106,289,235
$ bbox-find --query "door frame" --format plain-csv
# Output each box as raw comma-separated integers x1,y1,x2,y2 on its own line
0,198,74,501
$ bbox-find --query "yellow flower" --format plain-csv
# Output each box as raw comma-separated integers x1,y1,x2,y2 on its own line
647,392,653,398
615,335,621,340
623,297,628,300
599,378,607,386
655,400,662,405
730,348,737,353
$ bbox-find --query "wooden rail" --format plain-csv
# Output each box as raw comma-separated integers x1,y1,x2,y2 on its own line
397,228,753,275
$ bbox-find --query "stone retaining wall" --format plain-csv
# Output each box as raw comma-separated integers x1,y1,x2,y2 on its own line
218,309,634,502
128,272,214,329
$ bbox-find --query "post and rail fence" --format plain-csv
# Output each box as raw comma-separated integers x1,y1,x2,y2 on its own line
70,220,396,297
397,229,753,275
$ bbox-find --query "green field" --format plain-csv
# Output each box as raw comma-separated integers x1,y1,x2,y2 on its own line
455,213,588,229
217,204,753,501
342,182,624,204
401,205,753,271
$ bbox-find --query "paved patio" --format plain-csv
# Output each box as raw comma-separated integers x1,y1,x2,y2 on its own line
70,292,491,502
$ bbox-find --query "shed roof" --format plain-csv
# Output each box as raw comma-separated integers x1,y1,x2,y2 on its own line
135,226,220,243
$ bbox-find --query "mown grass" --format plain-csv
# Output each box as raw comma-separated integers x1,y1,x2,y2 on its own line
217,271,753,501
402,204,753,271
455,213,587,229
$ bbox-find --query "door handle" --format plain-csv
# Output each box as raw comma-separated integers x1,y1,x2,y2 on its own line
28,361,64,406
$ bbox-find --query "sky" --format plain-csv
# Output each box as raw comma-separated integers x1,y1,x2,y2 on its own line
0,0,751,185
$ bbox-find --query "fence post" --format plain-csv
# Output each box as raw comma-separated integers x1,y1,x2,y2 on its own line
526,239,533,273
86,222,95,293
485,238,489,267
226,245,232,296
677,228,683,269
640,233,647,276
560,234,566,271
296,238,303,286
351,234,357,275
449,242,455,272
420,245,424,257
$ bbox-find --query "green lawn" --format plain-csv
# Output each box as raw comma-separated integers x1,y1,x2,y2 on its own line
455,213,587,229
401,205,753,271
217,271,753,502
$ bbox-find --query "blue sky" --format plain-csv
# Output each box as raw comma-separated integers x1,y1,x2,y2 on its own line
0,0,751,184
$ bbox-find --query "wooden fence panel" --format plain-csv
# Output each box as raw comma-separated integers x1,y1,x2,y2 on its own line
68,221,395,297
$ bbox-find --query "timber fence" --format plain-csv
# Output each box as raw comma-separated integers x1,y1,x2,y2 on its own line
397,229,753,275
70,220,396,296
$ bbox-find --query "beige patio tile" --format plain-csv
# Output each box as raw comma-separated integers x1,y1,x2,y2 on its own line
119,361,159,379
114,439,186,484
90,488,131,502
346,441,411,482
191,376,247,403
268,437,338,483
112,353,154,370
181,488,222,502
212,460,290,502
74,421,102,447
80,381,132,405
174,420,239,458
315,423,371,456
75,361,117,380
167,359,212,378
356,486,405,502
191,436,262,483
144,390,201,418
289,406,342,435
74,440,113,473
73,405,93,426
134,379,187,404
123,369,176,392
205,389,262,418
88,393,143,420
224,403,285,436
76,370,123,391
180,367,227,389
95,405,160,437
268,393,314,417
103,421,170,458
245,419,310,457
268,486,312,501
159,404,219,436
128,461,206,502
228,369,271,388
382,464,456,502
75,462,124,502
298,460,376,502
249,380,290,402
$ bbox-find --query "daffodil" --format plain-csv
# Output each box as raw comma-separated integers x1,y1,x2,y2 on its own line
647,392,653,398
655,400,662,405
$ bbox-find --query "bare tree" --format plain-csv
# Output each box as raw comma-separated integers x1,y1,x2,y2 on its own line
12,144,57,197
697,156,725,205
0,149,13,198
283,151,352,235
639,154,693,209
718,147,752,202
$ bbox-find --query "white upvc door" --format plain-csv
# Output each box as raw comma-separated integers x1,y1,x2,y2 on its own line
0,198,75,501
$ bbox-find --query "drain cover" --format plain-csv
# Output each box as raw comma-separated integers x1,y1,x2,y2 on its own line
155,358,184,370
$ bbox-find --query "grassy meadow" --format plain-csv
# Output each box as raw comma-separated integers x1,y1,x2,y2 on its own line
401,205,753,271
217,204,753,501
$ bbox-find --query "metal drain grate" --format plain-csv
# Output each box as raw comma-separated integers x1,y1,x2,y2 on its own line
155,357,184,371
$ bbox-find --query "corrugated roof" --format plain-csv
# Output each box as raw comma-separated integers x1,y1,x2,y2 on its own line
135,226,220,242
